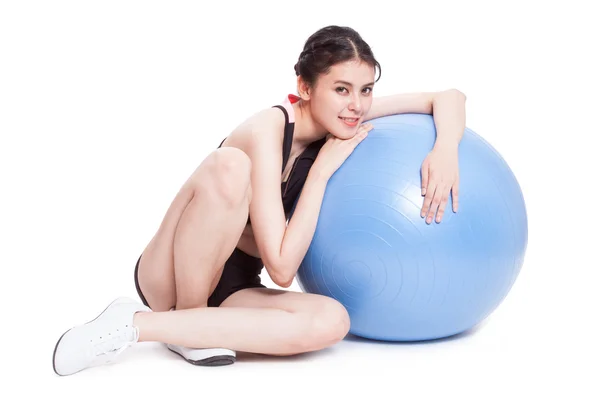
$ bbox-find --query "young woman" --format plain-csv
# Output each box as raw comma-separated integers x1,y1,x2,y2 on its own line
52,25,466,376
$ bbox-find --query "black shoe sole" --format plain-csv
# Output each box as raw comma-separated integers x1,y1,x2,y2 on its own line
168,347,236,366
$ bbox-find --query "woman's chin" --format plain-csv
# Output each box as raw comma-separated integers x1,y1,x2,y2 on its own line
328,121,361,139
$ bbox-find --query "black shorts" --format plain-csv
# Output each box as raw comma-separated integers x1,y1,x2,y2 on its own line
134,247,266,309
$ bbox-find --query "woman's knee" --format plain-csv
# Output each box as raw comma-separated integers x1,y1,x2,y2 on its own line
193,147,252,206
311,300,351,345
293,299,351,353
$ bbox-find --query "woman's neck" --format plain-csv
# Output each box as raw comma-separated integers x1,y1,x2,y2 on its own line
292,100,328,147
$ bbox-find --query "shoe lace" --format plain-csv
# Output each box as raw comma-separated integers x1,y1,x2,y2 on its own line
91,325,139,365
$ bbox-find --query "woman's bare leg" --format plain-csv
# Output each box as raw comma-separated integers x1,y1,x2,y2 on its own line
172,152,252,310
136,147,252,312
133,289,351,356
134,146,350,356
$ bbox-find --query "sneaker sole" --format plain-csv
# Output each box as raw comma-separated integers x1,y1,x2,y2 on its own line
167,347,236,367
52,329,72,375
52,297,137,376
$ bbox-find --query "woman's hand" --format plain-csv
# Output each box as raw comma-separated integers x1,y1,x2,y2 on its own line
420,146,460,224
314,123,373,179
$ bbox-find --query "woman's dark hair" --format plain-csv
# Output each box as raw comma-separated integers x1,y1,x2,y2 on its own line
294,25,382,89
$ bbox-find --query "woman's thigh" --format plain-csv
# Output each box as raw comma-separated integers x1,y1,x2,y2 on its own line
219,287,352,350
220,286,348,316
136,147,252,311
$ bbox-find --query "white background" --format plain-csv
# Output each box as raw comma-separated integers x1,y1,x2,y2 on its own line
1,0,598,398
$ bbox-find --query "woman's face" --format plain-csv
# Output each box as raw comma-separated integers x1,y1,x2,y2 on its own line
307,60,376,139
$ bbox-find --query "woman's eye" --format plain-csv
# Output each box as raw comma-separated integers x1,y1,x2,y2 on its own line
336,87,372,94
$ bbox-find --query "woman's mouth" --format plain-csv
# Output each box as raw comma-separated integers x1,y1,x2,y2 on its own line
339,117,359,127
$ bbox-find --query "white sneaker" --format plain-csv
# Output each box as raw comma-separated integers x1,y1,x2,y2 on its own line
165,307,236,366
52,297,151,376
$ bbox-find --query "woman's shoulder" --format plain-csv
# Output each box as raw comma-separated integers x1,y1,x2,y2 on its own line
221,105,287,151
247,106,287,134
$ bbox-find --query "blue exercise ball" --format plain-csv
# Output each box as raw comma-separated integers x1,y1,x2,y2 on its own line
295,113,528,341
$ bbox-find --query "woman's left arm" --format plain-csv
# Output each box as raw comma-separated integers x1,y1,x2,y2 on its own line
365,88,467,224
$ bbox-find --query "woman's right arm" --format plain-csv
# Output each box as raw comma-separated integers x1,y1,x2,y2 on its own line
271,167,330,287
248,111,370,287
246,111,329,287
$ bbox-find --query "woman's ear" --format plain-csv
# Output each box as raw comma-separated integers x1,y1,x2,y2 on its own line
296,76,311,100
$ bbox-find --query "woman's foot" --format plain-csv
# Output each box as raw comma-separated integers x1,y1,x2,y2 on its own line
52,297,151,376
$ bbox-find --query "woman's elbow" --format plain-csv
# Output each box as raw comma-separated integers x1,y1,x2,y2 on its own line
276,276,295,288
264,260,295,288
